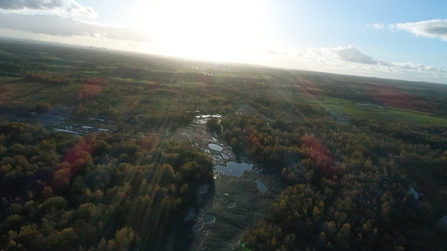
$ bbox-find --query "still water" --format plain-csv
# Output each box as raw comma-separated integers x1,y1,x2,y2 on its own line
215,161,253,177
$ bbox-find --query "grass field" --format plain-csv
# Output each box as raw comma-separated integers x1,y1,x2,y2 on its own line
322,97,447,125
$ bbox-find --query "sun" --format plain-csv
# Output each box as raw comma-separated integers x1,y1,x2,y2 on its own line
140,0,268,62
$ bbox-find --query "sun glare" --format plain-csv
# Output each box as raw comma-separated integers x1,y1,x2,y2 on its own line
141,0,267,62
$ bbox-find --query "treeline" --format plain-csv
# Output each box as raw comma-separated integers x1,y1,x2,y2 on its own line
129,112,196,131
248,97,326,118
221,115,306,170
222,114,447,250
0,62,26,77
0,122,214,250
112,67,214,84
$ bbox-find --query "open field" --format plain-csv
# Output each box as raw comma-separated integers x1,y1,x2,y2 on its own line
322,97,447,126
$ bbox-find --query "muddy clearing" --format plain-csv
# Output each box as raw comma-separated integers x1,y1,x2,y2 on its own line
169,116,284,251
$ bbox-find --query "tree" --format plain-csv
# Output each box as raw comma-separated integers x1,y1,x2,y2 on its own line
206,117,221,134
34,103,52,113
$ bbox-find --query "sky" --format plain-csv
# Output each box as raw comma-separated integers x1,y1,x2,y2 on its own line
1,0,447,83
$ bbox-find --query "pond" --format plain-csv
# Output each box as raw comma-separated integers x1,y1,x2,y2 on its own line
227,202,236,208
191,223,204,232
184,208,197,222
410,186,423,199
255,180,267,193
209,143,223,151
203,214,216,224
215,161,253,177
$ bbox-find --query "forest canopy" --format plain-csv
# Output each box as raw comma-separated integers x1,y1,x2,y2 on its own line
0,40,447,250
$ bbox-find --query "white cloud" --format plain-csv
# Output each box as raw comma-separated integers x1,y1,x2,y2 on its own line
0,0,96,17
396,19,447,41
0,13,150,42
368,23,385,30
262,45,447,83
264,47,276,54
329,45,376,64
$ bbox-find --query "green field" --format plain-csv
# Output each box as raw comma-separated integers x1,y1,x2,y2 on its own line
322,97,447,126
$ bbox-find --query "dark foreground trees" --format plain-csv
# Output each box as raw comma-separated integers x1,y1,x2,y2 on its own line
220,114,447,251
206,117,221,135
0,122,213,250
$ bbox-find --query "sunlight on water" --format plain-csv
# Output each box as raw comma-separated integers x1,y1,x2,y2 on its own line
208,143,223,151
255,180,267,193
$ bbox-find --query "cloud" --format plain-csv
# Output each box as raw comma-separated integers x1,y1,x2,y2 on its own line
396,19,447,41
0,0,96,17
0,13,150,42
328,45,376,64
265,45,447,83
368,23,385,30
264,47,276,54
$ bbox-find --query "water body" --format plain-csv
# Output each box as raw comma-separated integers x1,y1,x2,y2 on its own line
221,153,230,159
255,180,267,193
410,186,423,199
215,161,253,177
227,202,236,208
209,143,223,151
184,208,197,222
203,215,216,224
191,223,204,232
